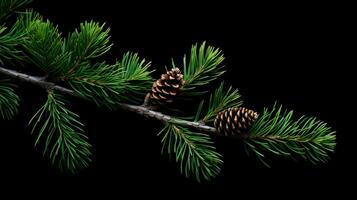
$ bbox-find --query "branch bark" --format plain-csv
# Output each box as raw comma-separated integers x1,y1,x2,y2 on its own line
0,66,217,134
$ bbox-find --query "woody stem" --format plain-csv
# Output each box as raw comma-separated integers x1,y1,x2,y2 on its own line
0,66,217,134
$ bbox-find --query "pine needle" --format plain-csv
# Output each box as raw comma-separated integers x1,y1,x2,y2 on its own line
29,91,92,173
178,42,225,96
245,104,336,166
0,78,19,120
158,122,223,182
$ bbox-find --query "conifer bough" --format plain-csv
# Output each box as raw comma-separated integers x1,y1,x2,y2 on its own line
0,0,336,182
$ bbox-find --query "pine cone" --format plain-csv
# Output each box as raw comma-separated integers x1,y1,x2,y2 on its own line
214,107,259,136
146,67,184,105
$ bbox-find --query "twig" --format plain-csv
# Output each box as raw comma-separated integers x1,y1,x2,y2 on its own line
0,66,217,134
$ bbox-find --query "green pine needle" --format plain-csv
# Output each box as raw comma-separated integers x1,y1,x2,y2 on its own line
1,11,42,65
195,82,243,123
68,61,125,108
23,19,72,76
68,52,153,108
11,10,43,32
64,21,112,66
176,42,225,96
29,91,92,173
0,25,25,64
0,0,33,21
245,104,336,166
118,51,154,100
158,122,223,182
0,79,20,120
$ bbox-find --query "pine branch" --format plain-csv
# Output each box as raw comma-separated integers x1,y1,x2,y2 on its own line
245,104,336,166
0,66,78,97
0,0,337,181
173,42,225,96
0,65,337,152
0,66,337,170
158,122,223,182
29,91,91,173
0,0,33,21
0,63,336,179
0,78,20,120
9,11,151,107
0,65,216,134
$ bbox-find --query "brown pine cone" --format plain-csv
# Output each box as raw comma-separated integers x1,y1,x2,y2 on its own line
146,67,184,105
214,107,259,136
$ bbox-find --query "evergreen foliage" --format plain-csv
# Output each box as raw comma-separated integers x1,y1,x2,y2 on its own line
24,19,71,75
194,82,243,123
173,42,225,96
0,0,32,21
0,78,19,119
64,21,112,65
158,122,223,182
0,25,25,64
245,104,336,166
0,0,336,181
29,91,91,173
68,52,152,107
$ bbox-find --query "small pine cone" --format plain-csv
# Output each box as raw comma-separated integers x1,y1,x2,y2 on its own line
147,68,184,105
214,107,259,136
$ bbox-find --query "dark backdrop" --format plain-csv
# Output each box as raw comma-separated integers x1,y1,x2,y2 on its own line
0,0,353,197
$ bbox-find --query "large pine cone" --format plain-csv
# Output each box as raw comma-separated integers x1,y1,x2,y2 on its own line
146,67,184,105
214,107,259,136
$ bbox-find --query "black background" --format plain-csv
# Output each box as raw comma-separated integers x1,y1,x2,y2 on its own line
0,0,353,197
